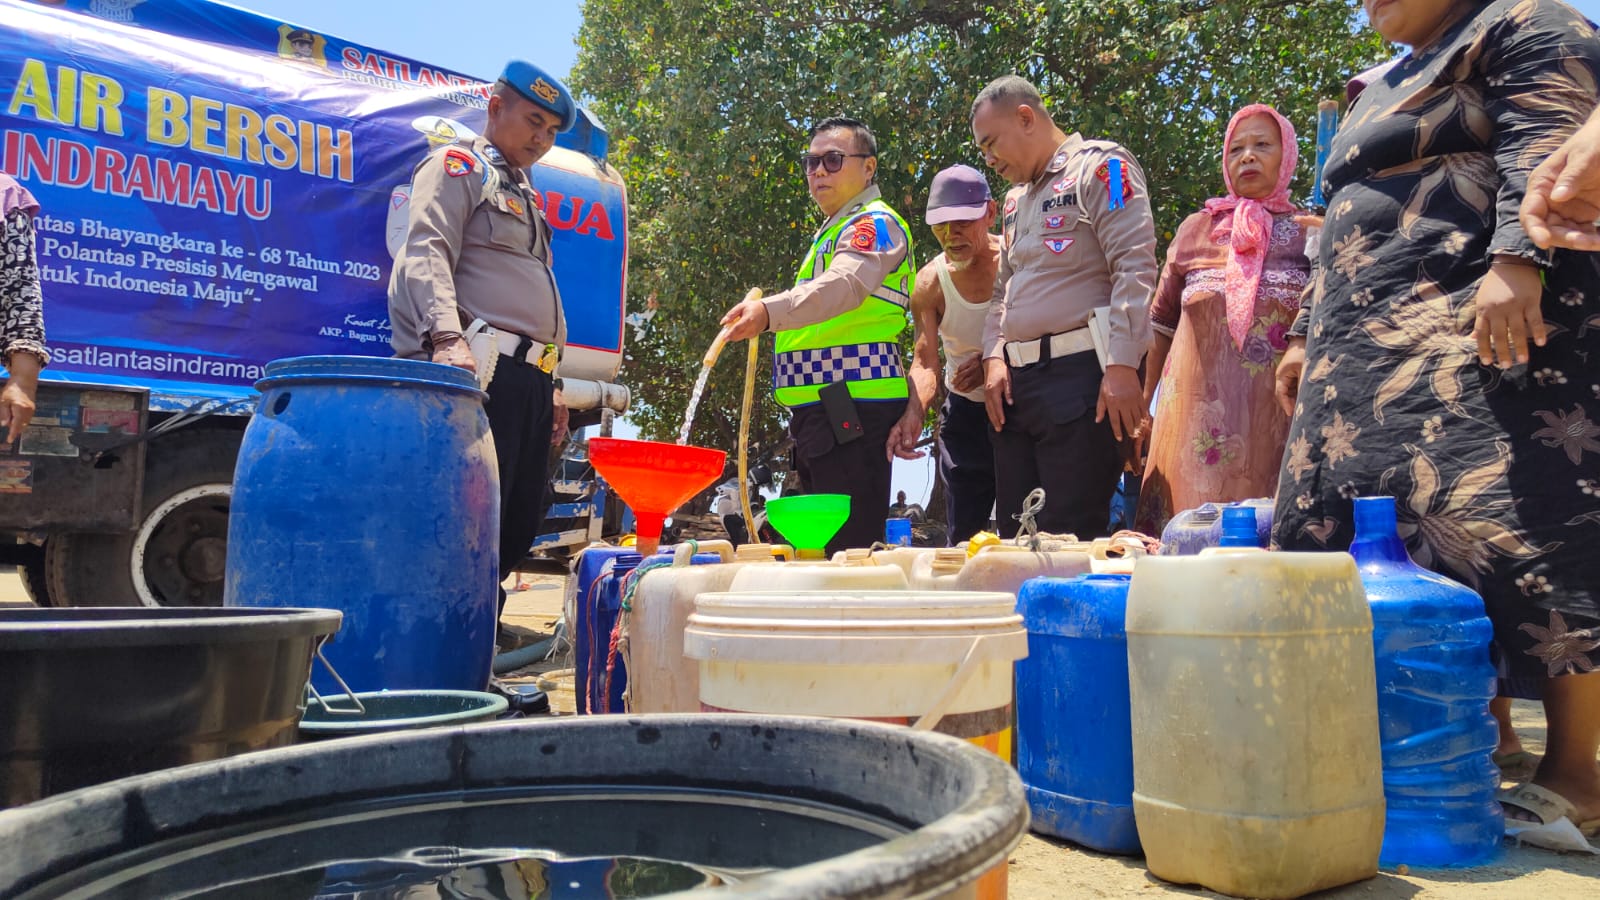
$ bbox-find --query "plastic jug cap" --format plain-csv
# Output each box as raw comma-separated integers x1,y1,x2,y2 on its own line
932,548,967,575
966,531,1001,559
840,548,876,566
1218,505,1260,548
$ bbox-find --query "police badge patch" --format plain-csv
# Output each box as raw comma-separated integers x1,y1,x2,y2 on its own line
1052,175,1075,194
482,144,504,164
850,218,879,251
1004,196,1017,214
506,195,525,217
1044,237,1074,254
1095,160,1134,201
1044,215,1066,230
443,149,476,178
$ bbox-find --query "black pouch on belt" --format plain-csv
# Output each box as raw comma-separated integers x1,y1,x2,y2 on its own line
818,380,865,446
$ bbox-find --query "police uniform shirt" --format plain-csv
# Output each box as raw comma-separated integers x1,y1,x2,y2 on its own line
761,185,911,332
981,135,1156,369
388,135,566,359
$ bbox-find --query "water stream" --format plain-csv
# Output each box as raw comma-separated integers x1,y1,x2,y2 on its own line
676,362,714,445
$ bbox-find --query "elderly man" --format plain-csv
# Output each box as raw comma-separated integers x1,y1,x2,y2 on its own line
388,60,574,622
888,165,1001,543
720,117,914,554
971,76,1156,539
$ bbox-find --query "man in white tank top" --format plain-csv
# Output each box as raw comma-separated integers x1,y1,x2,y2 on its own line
888,165,1001,543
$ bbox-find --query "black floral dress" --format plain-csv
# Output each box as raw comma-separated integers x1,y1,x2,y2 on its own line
1274,0,1600,696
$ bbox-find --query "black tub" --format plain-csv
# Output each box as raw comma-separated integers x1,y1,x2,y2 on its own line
0,715,1028,899
0,606,341,807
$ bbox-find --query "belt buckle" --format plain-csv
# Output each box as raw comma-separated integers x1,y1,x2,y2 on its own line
535,343,559,374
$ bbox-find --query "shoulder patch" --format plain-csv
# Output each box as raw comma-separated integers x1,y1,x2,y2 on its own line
1095,158,1134,205
481,144,504,165
443,148,478,178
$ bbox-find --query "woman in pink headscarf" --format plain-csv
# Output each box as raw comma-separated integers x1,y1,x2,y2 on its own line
1133,105,1311,535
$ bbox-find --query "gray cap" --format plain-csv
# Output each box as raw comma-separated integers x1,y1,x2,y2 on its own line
925,164,992,224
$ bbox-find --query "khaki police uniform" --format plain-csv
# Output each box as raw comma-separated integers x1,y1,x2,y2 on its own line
982,135,1156,539
387,133,564,599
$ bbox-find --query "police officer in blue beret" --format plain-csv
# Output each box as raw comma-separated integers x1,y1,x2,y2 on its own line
389,61,576,643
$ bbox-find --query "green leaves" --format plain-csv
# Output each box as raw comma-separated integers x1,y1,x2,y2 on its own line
572,0,1385,450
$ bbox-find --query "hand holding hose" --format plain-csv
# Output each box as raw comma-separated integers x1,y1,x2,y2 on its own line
718,290,770,343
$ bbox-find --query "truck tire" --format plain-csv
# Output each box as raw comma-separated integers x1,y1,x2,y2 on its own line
15,542,49,606
44,429,239,608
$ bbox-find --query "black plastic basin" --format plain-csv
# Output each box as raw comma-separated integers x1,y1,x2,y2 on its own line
0,606,341,807
0,716,1028,899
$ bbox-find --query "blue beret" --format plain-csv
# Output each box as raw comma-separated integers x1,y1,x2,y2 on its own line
500,60,576,133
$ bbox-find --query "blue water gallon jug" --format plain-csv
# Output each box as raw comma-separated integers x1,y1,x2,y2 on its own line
1016,573,1140,854
1159,498,1274,555
1350,496,1501,868
225,356,499,693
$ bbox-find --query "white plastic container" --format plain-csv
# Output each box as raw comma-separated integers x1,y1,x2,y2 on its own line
727,562,908,592
626,541,788,713
685,590,1026,756
1126,548,1384,899
909,546,1096,595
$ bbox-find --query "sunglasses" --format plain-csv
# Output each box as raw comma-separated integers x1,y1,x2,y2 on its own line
800,150,873,175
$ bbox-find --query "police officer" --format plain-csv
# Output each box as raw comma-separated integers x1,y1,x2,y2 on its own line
970,76,1155,539
888,165,1001,544
388,61,574,621
719,117,914,555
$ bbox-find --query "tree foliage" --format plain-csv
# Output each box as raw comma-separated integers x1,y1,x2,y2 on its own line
572,1,1387,452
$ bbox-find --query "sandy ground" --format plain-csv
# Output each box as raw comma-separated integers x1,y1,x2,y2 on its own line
6,568,1598,897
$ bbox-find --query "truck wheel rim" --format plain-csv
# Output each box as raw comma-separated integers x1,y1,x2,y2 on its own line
130,483,233,608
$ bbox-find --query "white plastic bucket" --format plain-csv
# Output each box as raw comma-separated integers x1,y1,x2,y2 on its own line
685,590,1025,755
686,589,1027,900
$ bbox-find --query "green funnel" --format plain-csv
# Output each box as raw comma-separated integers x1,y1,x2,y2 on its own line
764,494,851,557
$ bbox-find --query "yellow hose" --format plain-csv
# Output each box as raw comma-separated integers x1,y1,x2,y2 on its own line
737,289,763,538
704,287,761,368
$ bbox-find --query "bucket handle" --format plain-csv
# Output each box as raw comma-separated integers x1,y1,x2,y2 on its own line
912,634,999,733
304,638,367,716
674,539,735,566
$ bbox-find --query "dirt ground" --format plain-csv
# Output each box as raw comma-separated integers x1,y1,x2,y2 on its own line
7,569,1598,897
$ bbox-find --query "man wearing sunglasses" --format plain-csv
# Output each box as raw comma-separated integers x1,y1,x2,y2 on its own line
970,75,1156,541
720,117,914,554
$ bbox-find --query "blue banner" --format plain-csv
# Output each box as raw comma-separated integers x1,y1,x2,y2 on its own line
2,0,626,404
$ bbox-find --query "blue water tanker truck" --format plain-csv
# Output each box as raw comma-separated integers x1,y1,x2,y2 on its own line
0,0,632,607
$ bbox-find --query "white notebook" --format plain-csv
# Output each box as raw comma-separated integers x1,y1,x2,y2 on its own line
1087,306,1111,372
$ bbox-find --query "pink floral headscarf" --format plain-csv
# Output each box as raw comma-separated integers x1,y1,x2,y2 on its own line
1201,104,1299,351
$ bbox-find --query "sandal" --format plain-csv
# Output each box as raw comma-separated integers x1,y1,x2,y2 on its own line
1500,783,1600,839
1492,750,1540,783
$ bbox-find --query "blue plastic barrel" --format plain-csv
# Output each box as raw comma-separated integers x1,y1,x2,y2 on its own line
1350,496,1501,868
225,356,499,693
1016,573,1140,854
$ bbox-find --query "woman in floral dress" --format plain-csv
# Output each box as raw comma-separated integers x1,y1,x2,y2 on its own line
1274,0,1600,834
1134,105,1311,534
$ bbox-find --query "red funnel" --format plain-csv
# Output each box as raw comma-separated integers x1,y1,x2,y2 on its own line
588,438,727,556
